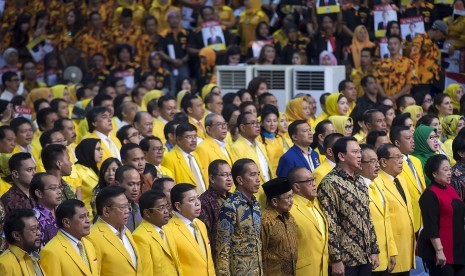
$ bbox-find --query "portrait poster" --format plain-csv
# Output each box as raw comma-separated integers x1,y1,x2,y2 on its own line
400,16,425,42
252,39,274,58
27,35,54,63
373,5,398,38
316,0,341,14
201,21,226,51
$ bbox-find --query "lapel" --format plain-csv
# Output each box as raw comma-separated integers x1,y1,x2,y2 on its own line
57,232,92,275
379,171,407,208
370,180,385,215
142,221,172,258
208,137,232,164
173,216,206,261
292,146,311,171
402,160,422,194
97,220,137,269
174,147,195,183
294,196,323,236
90,132,112,157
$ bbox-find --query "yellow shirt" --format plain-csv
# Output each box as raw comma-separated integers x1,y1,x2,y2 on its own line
75,164,99,218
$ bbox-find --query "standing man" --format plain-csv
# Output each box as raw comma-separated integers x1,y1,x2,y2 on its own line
165,184,216,275
40,199,99,275
261,177,298,275
277,120,320,178
153,95,177,145
288,167,329,276
216,159,263,275
133,190,183,276
115,165,142,232
314,133,343,186
199,159,233,260
376,144,415,275
318,137,380,275
0,209,45,275
359,145,398,275
88,186,142,275
181,94,207,141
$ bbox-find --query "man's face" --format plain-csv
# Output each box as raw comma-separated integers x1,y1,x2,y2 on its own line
43,112,58,131
237,163,261,195
365,77,379,95
343,82,357,102
387,37,401,55
144,18,157,34
360,51,372,67
368,112,387,132
67,206,91,238
0,129,16,153
293,169,316,199
383,147,404,176
211,164,233,193
145,198,171,227
202,8,215,21
37,175,62,207
16,122,33,146
360,149,379,180
293,123,313,147
160,100,177,121
93,111,113,134
175,189,201,221
176,130,197,153
120,169,141,203
61,120,77,145
240,114,260,139
208,95,223,114
13,159,36,187
105,194,130,229
340,141,362,170
189,98,205,121
397,129,415,154
18,217,42,253
145,139,164,165
125,127,141,145
374,136,390,151
273,190,294,213
135,114,153,137
23,62,37,80
168,14,180,28
263,95,278,108
59,150,73,176
6,76,20,92
124,148,146,174
208,115,228,141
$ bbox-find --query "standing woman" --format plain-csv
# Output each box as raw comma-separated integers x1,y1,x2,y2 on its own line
258,105,285,174
419,154,465,275
412,125,439,185
285,96,312,127
74,138,103,219
90,157,122,219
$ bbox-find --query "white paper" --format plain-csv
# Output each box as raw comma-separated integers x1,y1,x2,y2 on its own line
167,44,179,76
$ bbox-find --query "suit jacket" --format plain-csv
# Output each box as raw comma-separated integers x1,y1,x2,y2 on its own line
207,36,224,45
313,159,335,187
0,245,46,275
290,195,329,276
276,145,320,178
152,118,167,145
377,21,387,30
75,164,99,219
87,219,142,276
161,146,209,187
83,131,122,168
164,215,215,276
399,155,426,233
132,220,183,276
195,136,233,168
40,231,99,276
189,117,207,140
369,179,398,272
375,170,415,273
406,33,420,42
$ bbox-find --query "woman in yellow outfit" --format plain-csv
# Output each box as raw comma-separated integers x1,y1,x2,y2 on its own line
258,105,285,175
74,138,103,219
444,83,464,114
238,0,269,55
403,105,424,126
140,89,164,111
285,97,313,128
328,116,354,136
278,112,292,150
446,0,465,51
212,0,236,29
442,115,465,166
201,84,221,100
316,93,350,126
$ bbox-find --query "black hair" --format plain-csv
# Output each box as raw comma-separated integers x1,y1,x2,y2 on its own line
0,125,14,140
257,92,275,106
360,75,375,88
366,131,388,147
260,104,279,144
39,128,61,148
115,43,133,62
113,94,129,115
164,121,178,142
247,77,267,99
36,108,56,131
180,93,199,114
86,106,109,133
95,157,122,191
53,118,73,131
170,183,196,212
223,93,239,106
323,132,343,152
9,152,32,174
29,172,53,201
332,136,358,163
222,104,239,123
288,120,307,141
311,119,332,149
157,94,176,109
56,199,86,228
10,117,33,135
428,93,450,117
416,114,438,128
175,123,197,138
208,159,229,176
116,125,136,144
115,164,138,184
424,154,449,181
389,125,411,145
4,209,36,244
239,101,255,114
120,143,142,162
50,98,67,114
173,112,189,123
376,143,398,160
231,158,255,186
152,177,175,191
2,71,17,86
396,95,415,111
41,143,67,171
391,113,412,128
139,190,166,215
140,136,162,152
96,186,127,216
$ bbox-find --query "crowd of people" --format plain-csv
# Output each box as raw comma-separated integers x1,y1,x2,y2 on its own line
0,0,463,275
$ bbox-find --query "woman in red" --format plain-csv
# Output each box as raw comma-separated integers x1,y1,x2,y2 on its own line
419,154,465,275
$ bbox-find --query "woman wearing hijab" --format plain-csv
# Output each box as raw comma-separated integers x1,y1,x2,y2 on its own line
442,115,465,166
201,84,221,101
412,125,439,186
140,89,163,111
74,138,103,219
149,0,180,33
316,93,350,125
198,47,217,89
285,96,313,128
350,25,375,68
26,88,53,110
238,0,269,55
328,116,353,136
403,105,424,126
444,83,464,114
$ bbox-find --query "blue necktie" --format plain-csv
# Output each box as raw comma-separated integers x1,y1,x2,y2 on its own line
406,157,416,176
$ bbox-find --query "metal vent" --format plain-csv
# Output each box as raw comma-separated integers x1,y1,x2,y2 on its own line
218,70,247,90
255,70,286,90
294,70,325,91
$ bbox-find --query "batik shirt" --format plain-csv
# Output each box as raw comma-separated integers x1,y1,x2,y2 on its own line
375,55,418,97
33,204,59,248
410,33,441,84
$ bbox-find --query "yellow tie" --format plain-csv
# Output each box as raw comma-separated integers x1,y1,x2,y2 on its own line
190,222,207,257
159,229,168,246
31,256,44,276
188,155,205,194
77,241,90,269
308,201,325,235
369,182,383,207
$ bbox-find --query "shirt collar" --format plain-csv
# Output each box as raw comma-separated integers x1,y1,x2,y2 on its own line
60,229,81,244
95,130,109,139
234,190,257,205
99,217,127,237
34,204,54,217
361,176,372,187
327,158,336,167
382,170,395,181
174,211,195,225
159,116,168,124
178,146,193,158
207,186,231,199
243,137,256,147
8,245,40,261
213,138,226,148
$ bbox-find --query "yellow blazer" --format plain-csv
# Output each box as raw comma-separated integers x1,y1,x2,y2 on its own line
0,178,11,197
133,220,183,276
40,231,99,276
156,164,174,178
195,136,233,168
13,145,40,165
314,159,334,187
82,131,122,168
188,117,207,140
161,146,209,187
290,195,328,276
164,215,215,276
369,179,398,272
87,219,142,276
0,245,46,275
257,136,285,176
376,171,415,273
152,118,167,145
399,155,426,233
75,164,99,219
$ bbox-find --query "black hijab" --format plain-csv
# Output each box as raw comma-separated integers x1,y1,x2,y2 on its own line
75,138,100,175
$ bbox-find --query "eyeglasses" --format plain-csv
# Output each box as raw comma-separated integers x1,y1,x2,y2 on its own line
243,122,260,126
212,122,228,128
295,178,316,184
214,173,232,178
385,155,403,161
428,135,439,140
361,159,379,165
127,132,141,139
152,146,166,152
27,226,41,234
148,204,170,212
9,78,19,82
108,204,132,212
181,135,197,141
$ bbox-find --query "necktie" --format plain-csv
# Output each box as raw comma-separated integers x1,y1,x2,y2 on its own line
190,222,207,257
369,182,383,207
31,256,44,276
188,155,205,194
394,178,407,204
77,241,90,269
159,229,168,246
406,157,423,192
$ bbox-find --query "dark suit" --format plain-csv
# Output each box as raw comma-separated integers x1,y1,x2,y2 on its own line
276,145,320,177
377,21,388,30
406,33,420,42
207,36,223,45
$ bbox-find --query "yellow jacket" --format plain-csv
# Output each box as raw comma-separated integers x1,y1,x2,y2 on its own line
75,164,99,219
369,179,398,272
314,159,335,187
399,155,426,233
88,219,142,276
290,195,328,276
257,136,285,176
0,245,46,275
189,117,207,140
0,178,11,197
375,171,415,273
40,231,99,275
13,145,40,165
152,118,167,145
133,220,183,276
195,136,233,168
82,131,122,168
161,146,209,187
164,215,215,276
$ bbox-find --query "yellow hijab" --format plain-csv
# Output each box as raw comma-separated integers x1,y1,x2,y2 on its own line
51,85,67,98
325,93,343,117
201,84,218,100
285,97,309,122
442,115,462,140
26,88,53,109
141,90,164,111
350,25,375,69
176,90,190,111
444,83,462,111
403,105,423,125
329,116,353,136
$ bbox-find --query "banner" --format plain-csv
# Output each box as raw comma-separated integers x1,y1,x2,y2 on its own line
373,5,398,38
27,35,54,63
316,0,341,14
201,21,226,51
400,16,425,42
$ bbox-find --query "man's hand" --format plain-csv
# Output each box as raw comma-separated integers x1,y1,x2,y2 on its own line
388,256,396,272
371,254,380,270
331,261,344,275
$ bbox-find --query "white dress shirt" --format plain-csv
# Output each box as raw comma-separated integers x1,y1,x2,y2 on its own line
101,219,137,267
95,130,121,160
361,176,384,206
179,148,206,191
175,212,197,239
245,138,270,181
61,229,81,255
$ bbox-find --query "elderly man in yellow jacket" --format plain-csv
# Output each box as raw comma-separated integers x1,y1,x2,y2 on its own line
376,144,415,274
288,167,329,276
360,145,398,274
87,186,142,276
133,190,183,276
165,184,215,275
40,199,99,276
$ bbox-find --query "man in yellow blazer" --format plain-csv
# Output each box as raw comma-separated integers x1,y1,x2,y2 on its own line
133,190,183,276
288,167,329,276
195,113,233,168
161,123,208,193
40,199,99,276
359,145,397,274
182,94,207,141
376,144,415,274
140,136,174,178
313,133,342,187
390,125,426,233
152,95,177,145
0,209,45,275
165,184,215,275
87,186,142,276
82,106,122,168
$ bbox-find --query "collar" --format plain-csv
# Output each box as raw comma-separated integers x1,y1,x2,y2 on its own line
190,117,202,124
244,137,257,147
159,116,169,124
234,189,257,205
151,222,162,233
60,229,81,244
99,217,127,237
264,205,289,219
207,186,231,199
34,204,54,217
8,245,39,261
334,165,359,180
95,130,110,139
361,176,372,187
178,146,193,159
382,170,395,181
213,138,226,148
327,158,336,167
174,211,195,225
17,144,32,153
